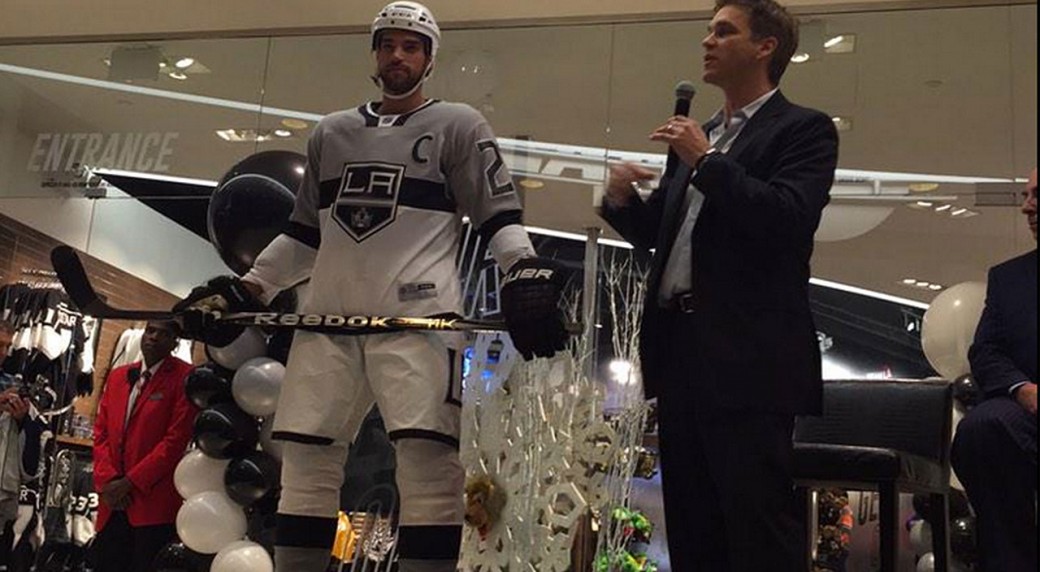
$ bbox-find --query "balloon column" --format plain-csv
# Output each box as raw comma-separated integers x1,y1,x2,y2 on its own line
158,150,300,570
168,348,284,571
907,490,977,571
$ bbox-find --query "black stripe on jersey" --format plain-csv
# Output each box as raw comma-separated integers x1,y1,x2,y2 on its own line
400,177,455,212
397,525,463,559
387,429,460,450
276,514,339,549
318,177,455,213
270,430,335,446
478,209,524,241
283,221,321,249
359,99,441,127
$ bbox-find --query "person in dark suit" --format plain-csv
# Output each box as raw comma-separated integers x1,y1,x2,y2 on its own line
92,319,198,572
951,168,1037,572
599,0,838,569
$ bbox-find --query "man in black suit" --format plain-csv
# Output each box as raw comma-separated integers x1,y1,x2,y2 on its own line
951,168,1037,572
599,0,838,569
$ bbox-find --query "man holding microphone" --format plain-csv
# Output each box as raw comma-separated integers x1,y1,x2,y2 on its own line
600,0,838,569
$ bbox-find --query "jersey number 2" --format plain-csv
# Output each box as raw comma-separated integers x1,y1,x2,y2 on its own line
476,140,515,198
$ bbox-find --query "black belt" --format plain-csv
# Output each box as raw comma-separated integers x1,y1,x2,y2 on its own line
665,292,696,314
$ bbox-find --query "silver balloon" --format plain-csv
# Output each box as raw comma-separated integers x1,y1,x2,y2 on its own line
909,518,933,556
174,449,230,499
212,540,274,572
176,491,247,554
916,552,936,572
921,282,986,379
232,357,285,416
206,327,268,370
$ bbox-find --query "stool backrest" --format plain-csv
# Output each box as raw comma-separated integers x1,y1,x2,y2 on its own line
794,379,953,465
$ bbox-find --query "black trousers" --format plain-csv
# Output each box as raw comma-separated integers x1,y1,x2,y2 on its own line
951,397,1038,572
92,511,176,572
656,315,806,572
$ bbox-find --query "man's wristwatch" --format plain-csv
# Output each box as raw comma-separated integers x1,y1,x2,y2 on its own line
695,147,720,170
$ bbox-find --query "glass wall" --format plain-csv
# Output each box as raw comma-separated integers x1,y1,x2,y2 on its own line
0,3,1036,376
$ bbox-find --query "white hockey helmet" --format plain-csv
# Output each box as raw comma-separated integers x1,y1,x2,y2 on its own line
371,1,440,59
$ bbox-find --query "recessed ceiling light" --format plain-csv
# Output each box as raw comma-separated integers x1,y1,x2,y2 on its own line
790,53,811,64
901,278,917,285
823,34,857,54
934,204,952,212
174,57,195,69
928,284,943,290
518,178,545,189
823,35,844,49
909,182,939,192
915,281,930,287
950,208,968,216
915,201,933,208
168,71,187,80
273,129,293,138
281,118,309,129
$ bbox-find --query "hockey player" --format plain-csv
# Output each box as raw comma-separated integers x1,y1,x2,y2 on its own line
176,2,568,571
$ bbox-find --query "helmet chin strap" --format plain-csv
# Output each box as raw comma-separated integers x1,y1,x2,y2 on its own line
371,61,435,101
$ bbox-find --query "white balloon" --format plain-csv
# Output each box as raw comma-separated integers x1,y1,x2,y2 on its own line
206,327,268,370
232,357,285,416
176,491,247,554
921,281,986,379
212,540,274,572
916,552,936,572
259,415,283,462
174,449,230,499
909,518,933,555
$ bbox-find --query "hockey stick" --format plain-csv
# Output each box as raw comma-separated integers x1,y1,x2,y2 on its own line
50,246,577,335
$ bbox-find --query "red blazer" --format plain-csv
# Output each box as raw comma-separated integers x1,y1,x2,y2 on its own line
93,357,198,530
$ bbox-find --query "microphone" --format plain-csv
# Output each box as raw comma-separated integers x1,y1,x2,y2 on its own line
664,80,697,179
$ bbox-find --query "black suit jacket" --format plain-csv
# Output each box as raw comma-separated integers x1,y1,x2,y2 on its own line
968,249,1038,399
601,91,838,414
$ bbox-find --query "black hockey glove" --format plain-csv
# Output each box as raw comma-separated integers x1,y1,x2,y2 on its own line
173,276,264,347
500,257,569,360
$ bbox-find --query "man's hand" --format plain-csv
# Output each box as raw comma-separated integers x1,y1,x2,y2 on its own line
0,388,30,422
1014,382,1037,416
173,276,264,346
101,477,133,511
604,163,656,209
648,115,712,168
500,257,569,360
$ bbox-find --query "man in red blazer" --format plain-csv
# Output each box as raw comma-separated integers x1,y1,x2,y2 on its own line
92,319,198,572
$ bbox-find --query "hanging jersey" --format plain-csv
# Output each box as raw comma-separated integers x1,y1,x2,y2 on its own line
247,100,526,317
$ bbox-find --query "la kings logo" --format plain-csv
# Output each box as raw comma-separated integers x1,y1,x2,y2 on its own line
333,162,405,242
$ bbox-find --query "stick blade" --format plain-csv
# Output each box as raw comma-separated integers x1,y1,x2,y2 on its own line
50,245,175,320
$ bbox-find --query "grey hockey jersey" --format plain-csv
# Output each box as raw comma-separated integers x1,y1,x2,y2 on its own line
246,100,531,316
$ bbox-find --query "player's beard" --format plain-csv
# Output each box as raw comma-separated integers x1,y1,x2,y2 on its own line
378,65,424,96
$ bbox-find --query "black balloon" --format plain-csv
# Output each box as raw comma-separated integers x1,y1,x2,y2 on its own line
950,515,978,563
193,402,259,459
184,363,234,409
952,373,981,408
208,150,305,275
152,542,211,572
225,450,281,505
